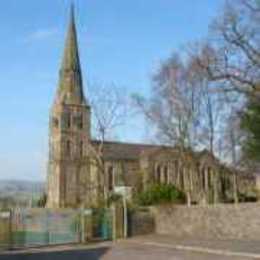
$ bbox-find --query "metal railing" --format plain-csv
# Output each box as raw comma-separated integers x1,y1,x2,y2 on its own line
0,207,117,250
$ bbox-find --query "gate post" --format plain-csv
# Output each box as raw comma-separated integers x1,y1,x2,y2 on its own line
9,210,12,250
123,196,128,238
80,209,85,243
111,204,117,241
83,209,92,242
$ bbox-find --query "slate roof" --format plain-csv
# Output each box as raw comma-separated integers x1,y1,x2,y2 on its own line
91,140,175,160
90,140,225,169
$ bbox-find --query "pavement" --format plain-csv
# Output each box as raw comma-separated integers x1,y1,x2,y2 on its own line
0,235,260,259
127,235,260,259
129,235,260,254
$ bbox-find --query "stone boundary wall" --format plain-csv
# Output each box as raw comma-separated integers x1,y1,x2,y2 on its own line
128,209,155,237
151,203,260,241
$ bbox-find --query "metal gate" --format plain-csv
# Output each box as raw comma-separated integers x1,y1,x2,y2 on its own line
11,209,81,248
91,208,113,241
0,211,11,250
0,207,116,250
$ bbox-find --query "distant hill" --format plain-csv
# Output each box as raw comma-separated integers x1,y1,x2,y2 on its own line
0,180,45,199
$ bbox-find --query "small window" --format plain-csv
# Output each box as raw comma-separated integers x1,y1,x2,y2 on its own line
164,165,168,184
73,114,83,129
202,167,206,190
174,160,179,183
67,113,71,128
80,141,84,157
208,167,212,188
156,165,161,184
179,167,184,189
108,166,114,191
66,140,71,156
78,114,83,129
175,161,179,173
52,117,59,128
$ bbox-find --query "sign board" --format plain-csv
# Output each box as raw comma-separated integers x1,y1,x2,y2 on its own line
114,186,132,201
83,209,92,216
0,212,10,219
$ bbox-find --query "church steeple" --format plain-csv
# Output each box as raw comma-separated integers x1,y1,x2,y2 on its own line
62,4,80,72
56,4,87,105
48,4,92,209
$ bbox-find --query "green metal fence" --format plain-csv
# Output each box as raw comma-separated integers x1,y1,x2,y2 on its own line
92,208,113,241
0,207,115,250
11,209,81,248
0,211,11,250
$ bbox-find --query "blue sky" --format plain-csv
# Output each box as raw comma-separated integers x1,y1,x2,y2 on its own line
0,0,225,181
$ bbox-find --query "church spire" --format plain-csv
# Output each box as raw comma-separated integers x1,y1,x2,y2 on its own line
61,3,80,72
57,4,87,105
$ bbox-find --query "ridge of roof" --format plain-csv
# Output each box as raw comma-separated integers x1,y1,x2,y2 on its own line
91,139,175,149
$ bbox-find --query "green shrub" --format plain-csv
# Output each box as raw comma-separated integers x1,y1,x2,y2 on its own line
36,193,47,208
107,193,122,206
134,184,186,206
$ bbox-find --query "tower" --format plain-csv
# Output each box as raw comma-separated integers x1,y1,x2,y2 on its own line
47,5,91,208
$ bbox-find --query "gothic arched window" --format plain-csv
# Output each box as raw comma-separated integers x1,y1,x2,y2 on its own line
67,112,71,128
79,141,84,157
108,166,114,191
208,167,212,188
174,160,179,182
164,165,168,184
179,167,184,189
66,140,71,156
52,117,59,128
78,114,83,129
156,165,161,184
202,167,206,190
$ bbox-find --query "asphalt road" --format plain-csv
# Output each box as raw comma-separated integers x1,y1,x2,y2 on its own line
0,241,257,260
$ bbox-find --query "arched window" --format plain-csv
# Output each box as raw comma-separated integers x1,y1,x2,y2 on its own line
67,112,71,128
52,117,59,128
156,165,161,184
79,141,84,157
174,160,179,183
108,166,114,191
78,114,83,129
202,167,206,190
66,140,71,156
179,167,184,189
164,165,168,184
208,167,212,188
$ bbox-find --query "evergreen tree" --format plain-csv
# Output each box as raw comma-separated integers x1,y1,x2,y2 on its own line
241,93,260,162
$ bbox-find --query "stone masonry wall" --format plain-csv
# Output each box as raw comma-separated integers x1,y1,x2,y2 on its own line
151,203,260,241
128,209,155,237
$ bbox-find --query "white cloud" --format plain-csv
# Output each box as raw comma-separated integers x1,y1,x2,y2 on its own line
25,28,58,42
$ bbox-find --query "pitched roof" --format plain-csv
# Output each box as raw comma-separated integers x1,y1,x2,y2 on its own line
91,140,174,160
90,140,225,170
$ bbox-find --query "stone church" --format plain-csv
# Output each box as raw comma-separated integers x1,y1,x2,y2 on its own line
47,7,244,209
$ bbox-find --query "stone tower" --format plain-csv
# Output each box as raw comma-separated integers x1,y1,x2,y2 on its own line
47,5,91,208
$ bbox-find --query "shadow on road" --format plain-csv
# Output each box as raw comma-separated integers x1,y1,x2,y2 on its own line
0,246,111,260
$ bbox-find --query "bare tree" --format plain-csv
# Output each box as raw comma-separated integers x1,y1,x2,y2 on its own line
134,50,231,158
133,53,209,205
133,54,203,150
192,0,260,94
90,82,128,141
87,82,128,204
185,57,228,155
